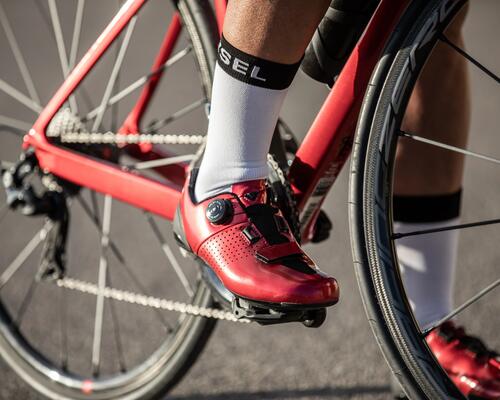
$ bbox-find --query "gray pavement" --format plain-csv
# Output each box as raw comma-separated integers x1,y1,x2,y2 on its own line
0,1,499,399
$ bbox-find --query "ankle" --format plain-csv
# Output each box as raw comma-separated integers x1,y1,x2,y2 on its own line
194,160,268,202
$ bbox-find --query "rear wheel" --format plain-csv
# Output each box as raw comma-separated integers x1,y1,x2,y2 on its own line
0,1,227,399
350,0,498,398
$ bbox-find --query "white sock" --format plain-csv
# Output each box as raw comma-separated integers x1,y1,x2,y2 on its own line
194,36,300,202
395,219,459,330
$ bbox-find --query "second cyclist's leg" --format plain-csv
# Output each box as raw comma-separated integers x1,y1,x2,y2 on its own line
394,8,470,331
394,8,500,398
175,1,340,307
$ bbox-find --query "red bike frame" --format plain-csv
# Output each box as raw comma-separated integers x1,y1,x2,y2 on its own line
23,0,410,242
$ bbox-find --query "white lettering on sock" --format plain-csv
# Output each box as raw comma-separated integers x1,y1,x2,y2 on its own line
219,44,231,66
233,58,249,75
250,66,267,82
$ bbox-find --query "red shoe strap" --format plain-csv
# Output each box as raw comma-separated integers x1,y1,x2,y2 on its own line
255,241,303,264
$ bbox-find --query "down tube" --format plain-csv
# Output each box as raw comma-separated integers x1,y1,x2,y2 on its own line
289,0,410,242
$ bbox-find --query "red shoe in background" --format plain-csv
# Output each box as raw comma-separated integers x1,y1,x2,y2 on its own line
174,171,339,308
427,322,500,399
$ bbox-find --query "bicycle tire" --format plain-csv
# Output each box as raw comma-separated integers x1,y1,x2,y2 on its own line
0,1,220,399
350,0,468,399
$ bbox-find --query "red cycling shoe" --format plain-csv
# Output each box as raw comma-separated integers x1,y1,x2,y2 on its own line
427,322,500,399
173,169,339,308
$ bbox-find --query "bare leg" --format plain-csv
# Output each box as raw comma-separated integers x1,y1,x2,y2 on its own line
395,7,470,195
223,0,330,64
179,1,341,308
195,1,330,200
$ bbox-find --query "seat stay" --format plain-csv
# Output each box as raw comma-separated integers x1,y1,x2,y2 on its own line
21,0,185,220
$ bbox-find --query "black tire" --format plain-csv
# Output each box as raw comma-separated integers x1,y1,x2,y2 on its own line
349,0,468,399
0,1,219,399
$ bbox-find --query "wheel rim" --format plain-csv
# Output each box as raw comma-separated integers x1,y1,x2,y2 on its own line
357,0,499,397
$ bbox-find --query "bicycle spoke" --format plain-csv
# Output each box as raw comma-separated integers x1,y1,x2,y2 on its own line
111,1,124,133
399,130,500,165
15,277,39,327
146,98,207,133
128,154,195,170
69,0,85,71
0,222,52,289
92,17,137,132
0,3,40,105
423,278,500,335
0,79,42,113
77,193,173,332
47,0,78,114
84,46,192,121
105,267,127,373
90,191,100,224
392,218,500,240
35,0,94,111
59,286,69,371
440,34,500,85
91,195,112,377
0,115,32,132
47,0,69,78
145,213,194,298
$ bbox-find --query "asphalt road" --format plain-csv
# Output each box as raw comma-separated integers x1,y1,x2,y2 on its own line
0,1,499,399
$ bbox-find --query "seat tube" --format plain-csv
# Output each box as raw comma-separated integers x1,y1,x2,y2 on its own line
120,12,182,136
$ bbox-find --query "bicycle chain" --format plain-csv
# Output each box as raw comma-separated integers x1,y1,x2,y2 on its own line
47,107,205,145
53,158,296,325
46,109,245,323
44,108,291,325
56,277,250,323
58,131,205,145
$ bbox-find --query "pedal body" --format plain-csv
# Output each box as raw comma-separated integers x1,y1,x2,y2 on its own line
202,264,327,328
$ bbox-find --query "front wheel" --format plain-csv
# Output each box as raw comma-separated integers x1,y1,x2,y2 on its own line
350,0,498,398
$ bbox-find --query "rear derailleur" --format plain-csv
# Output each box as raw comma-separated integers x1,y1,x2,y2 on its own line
2,151,71,281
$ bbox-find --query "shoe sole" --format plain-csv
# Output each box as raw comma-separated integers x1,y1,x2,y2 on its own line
173,206,339,311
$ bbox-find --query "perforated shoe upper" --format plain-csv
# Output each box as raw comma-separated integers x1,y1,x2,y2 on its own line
176,174,339,306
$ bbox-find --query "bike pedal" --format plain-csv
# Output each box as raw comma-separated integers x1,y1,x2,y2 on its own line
231,297,327,328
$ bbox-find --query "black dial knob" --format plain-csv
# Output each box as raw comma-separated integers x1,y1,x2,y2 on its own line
206,199,233,224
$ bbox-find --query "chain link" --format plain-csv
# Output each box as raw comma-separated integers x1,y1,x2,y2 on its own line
58,131,205,145
46,107,205,145
56,277,250,323
46,108,240,323
43,109,304,325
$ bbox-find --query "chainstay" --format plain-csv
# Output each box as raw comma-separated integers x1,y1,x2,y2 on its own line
56,277,250,323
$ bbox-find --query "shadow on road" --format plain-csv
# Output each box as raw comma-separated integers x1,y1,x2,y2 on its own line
169,385,390,399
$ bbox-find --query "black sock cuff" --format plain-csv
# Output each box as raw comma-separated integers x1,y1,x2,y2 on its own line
393,190,462,223
217,35,301,90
